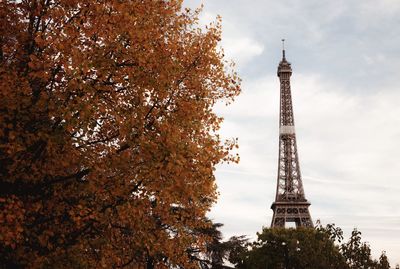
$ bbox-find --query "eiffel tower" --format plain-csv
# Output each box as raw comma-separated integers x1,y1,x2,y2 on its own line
270,40,313,228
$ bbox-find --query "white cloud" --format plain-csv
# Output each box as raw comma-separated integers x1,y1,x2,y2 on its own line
199,11,264,68
222,36,264,67
212,72,400,263
184,0,400,264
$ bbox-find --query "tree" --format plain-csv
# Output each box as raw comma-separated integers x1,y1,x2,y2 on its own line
340,229,392,269
235,227,348,269
188,220,248,269
341,229,377,269
233,224,391,269
377,252,390,269
0,0,240,268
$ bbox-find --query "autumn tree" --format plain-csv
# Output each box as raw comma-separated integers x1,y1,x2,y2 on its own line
0,0,240,268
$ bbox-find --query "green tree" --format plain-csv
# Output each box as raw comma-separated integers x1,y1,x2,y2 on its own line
341,229,377,269
235,227,348,269
377,252,390,269
188,220,248,269
232,224,392,269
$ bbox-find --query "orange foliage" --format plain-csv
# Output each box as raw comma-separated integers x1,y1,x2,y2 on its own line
0,0,240,268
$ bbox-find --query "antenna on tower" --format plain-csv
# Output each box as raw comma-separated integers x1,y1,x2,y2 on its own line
282,39,286,60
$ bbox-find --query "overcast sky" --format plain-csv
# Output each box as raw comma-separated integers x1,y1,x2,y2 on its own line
184,0,400,265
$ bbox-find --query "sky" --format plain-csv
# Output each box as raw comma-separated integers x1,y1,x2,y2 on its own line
184,0,400,265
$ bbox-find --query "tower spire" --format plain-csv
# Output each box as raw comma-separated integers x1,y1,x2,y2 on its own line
270,44,313,228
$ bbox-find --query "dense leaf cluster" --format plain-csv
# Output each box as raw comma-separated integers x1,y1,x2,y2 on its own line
228,223,391,269
0,0,240,268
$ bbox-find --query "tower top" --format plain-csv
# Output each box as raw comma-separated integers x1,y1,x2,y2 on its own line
277,39,292,77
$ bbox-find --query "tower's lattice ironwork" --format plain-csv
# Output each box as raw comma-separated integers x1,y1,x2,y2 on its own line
270,41,313,228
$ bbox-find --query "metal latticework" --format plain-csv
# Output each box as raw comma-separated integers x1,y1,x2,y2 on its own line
270,46,313,228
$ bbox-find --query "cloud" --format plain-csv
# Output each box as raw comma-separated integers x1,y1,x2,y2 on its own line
213,71,400,262
184,0,400,264
222,36,264,67
199,11,264,68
